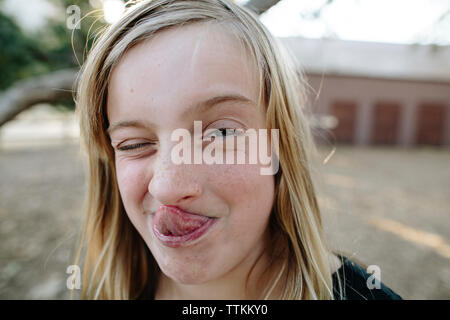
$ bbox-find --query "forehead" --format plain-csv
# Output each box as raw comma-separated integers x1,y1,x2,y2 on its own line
107,22,261,123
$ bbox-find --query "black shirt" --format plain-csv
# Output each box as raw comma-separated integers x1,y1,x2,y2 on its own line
332,255,402,300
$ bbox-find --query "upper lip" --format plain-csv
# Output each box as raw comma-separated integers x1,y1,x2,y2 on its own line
158,204,215,219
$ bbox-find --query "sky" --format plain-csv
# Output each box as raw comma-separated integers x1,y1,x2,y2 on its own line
240,0,450,45
2,0,449,46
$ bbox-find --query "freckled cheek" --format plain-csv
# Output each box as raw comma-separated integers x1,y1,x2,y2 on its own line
210,164,275,232
115,159,150,215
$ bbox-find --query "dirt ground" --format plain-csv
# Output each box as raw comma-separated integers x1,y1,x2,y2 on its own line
0,142,449,299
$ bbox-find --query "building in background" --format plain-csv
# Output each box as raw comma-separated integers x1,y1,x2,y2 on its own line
282,38,450,146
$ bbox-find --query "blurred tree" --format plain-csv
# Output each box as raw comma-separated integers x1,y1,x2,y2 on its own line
42,0,106,69
0,0,289,126
0,0,102,88
0,11,47,90
0,0,105,125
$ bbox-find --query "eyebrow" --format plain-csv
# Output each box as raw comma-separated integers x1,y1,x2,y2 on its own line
107,93,255,135
182,93,255,118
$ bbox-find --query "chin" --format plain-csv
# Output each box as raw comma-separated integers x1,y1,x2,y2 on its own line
162,265,215,285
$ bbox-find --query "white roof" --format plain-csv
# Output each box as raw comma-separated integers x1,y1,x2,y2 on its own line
280,37,450,83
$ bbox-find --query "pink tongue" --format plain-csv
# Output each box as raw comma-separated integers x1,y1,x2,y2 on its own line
154,206,210,236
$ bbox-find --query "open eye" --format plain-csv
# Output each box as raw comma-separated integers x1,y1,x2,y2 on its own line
203,128,243,140
212,128,236,137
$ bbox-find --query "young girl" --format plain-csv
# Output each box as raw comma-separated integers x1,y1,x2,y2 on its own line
74,0,401,300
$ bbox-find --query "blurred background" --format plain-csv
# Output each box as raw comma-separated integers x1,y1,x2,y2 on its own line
0,0,449,299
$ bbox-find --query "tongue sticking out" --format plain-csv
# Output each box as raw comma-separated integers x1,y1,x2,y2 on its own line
153,205,211,237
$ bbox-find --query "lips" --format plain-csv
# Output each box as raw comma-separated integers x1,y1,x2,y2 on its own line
152,205,217,247
154,205,211,236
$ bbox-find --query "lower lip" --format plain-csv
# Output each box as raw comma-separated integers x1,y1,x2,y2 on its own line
151,217,218,248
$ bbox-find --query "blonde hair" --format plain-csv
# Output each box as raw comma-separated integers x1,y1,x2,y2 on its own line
74,0,337,300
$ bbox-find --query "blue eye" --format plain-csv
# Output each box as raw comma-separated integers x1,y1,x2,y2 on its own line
215,128,235,137
206,128,241,139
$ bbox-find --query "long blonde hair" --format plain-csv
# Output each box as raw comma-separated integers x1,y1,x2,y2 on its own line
74,0,336,299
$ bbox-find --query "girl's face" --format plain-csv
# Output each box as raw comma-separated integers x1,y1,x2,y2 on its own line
107,23,275,286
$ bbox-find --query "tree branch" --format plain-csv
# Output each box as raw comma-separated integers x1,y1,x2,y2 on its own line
244,0,281,15
0,69,77,127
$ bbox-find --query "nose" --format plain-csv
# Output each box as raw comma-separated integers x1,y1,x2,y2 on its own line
148,146,202,206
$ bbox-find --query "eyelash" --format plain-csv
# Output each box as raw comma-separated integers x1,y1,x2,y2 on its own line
117,128,239,151
117,142,154,151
